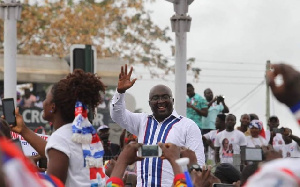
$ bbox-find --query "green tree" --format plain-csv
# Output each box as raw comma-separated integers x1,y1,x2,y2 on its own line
0,0,198,78
0,0,172,69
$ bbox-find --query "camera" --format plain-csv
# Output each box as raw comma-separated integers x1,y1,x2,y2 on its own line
217,95,225,102
273,127,284,134
137,145,162,158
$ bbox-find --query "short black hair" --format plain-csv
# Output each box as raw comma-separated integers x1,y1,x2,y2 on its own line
268,115,279,122
187,83,193,88
226,113,236,120
217,114,226,122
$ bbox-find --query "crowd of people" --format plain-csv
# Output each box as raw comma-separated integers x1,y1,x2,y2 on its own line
0,63,299,187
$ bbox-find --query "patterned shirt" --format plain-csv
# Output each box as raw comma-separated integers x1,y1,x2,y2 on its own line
186,93,208,129
110,92,205,187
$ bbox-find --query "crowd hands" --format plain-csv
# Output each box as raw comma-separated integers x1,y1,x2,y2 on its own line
105,142,241,187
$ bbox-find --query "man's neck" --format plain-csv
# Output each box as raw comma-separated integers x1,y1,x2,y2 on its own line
226,128,234,132
189,93,195,98
240,125,248,133
207,98,212,102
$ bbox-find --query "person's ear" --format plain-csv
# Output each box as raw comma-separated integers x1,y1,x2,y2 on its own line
51,103,56,113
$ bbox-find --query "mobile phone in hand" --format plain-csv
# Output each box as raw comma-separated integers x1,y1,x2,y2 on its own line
2,98,16,126
137,145,162,158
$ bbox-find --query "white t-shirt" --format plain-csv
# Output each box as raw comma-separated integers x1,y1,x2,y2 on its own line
45,123,105,187
246,158,300,187
246,136,268,148
203,130,219,163
273,140,300,158
215,130,247,164
265,130,285,146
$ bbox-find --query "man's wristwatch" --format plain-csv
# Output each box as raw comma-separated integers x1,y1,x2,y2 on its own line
189,164,202,172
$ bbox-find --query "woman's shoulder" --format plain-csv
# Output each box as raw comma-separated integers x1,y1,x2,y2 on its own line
49,123,73,140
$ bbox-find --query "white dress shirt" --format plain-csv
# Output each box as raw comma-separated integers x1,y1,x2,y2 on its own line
110,92,205,187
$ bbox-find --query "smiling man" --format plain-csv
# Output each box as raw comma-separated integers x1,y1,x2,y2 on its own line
110,64,205,187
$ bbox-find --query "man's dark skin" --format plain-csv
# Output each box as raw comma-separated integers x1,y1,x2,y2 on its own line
266,63,300,108
281,128,300,146
237,114,250,133
215,114,245,165
202,115,226,149
268,117,280,145
149,85,174,122
204,88,229,113
187,85,208,117
98,128,121,162
117,64,174,122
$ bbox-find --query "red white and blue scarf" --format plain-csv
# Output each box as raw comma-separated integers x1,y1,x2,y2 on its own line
72,101,106,186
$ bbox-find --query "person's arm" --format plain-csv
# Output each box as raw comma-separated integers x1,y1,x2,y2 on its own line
110,65,143,135
202,134,214,149
266,63,300,124
9,108,47,157
158,143,187,187
221,100,229,113
187,102,208,117
268,131,275,145
207,97,217,108
214,147,220,164
119,129,127,150
107,143,143,186
184,122,205,166
46,148,69,184
240,146,246,166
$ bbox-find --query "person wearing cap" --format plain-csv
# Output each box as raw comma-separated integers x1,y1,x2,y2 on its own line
265,116,285,146
246,120,268,148
97,125,121,163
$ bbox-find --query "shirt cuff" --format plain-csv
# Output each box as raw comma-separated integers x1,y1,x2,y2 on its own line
111,91,125,105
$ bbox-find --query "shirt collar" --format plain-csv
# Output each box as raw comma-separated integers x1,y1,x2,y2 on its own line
148,109,182,120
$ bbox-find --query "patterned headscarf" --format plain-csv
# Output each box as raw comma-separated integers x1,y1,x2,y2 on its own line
249,120,263,130
249,120,266,138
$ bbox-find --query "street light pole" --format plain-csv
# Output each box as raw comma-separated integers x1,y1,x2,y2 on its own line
166,0,193,116
0,0,22,103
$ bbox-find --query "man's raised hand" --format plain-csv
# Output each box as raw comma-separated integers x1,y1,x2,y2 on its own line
117,64,137,93
266,63,300,107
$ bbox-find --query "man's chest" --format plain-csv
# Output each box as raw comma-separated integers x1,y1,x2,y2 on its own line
138,118,185,146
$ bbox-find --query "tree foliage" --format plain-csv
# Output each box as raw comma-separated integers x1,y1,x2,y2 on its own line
0,0,174,72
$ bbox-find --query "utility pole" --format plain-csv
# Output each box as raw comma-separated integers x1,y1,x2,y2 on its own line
166,0,193,116
0,0,22,103
265,60,271,128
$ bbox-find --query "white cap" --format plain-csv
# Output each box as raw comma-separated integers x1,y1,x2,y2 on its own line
97,125,109,132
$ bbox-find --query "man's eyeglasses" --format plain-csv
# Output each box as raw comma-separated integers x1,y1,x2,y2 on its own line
150,95,172,102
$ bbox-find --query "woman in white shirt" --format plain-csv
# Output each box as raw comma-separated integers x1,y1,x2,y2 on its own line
246,120,268,148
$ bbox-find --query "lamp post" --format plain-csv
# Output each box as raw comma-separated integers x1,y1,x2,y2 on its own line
0,0,22,103
166,0,193,116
